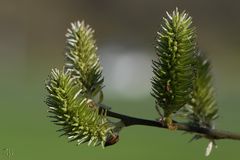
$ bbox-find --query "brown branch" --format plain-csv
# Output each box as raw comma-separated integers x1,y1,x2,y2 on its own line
105,109,240,141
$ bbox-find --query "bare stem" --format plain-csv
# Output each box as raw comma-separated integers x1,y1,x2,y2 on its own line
105,109,240,141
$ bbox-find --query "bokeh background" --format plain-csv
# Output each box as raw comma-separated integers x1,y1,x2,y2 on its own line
0,0,240,159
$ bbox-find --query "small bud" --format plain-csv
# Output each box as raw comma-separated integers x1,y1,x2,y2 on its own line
104,134,119,147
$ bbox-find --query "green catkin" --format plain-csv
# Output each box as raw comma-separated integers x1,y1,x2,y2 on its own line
151,8,196,125
45,21,113,147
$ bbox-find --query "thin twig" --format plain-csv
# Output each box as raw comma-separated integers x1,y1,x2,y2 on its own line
104,109,240,141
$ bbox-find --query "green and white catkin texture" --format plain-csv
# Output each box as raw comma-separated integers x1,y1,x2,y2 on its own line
151,8,196,126
65,21,104,99
45,21,114,147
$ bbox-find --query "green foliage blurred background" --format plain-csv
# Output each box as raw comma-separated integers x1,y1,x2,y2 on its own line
0,0,240,159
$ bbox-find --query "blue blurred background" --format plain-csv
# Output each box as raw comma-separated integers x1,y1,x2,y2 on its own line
0,0,240,159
